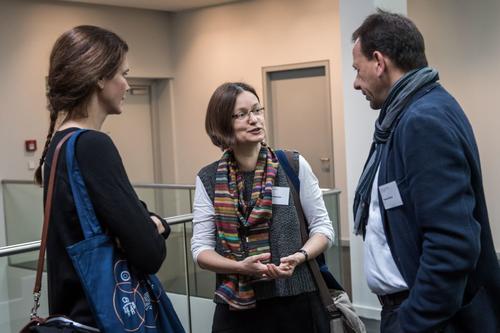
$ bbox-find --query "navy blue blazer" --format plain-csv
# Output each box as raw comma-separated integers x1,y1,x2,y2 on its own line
377,83,500,332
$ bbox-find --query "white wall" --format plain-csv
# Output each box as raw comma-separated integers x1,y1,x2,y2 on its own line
339,0,380,319
408,0,500,250
170,0,350,238
0,0,173,180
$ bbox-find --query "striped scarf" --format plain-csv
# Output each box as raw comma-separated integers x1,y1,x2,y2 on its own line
214,146,278,310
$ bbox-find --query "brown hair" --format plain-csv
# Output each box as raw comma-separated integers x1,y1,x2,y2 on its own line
205,82,259,150
34,25,128,185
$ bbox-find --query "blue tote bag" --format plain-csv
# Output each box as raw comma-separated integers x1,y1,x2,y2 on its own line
65,129,185,333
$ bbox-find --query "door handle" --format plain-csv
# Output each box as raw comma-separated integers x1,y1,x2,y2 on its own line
320,157,331,172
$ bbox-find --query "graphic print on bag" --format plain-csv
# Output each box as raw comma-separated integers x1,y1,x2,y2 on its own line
113,259,163,331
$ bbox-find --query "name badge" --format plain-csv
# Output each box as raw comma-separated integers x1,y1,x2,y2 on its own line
272,186,290,205
378,181,403,210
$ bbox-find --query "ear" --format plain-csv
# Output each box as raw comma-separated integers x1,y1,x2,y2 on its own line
97,79,105,90
372,51,387,77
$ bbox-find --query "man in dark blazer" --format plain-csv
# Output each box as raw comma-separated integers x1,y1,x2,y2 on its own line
351,10,500,333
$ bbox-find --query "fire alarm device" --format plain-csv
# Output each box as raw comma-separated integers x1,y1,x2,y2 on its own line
25,140,37,152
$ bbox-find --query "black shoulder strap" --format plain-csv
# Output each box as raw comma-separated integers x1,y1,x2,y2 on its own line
275,149,338,314
275,150,300,193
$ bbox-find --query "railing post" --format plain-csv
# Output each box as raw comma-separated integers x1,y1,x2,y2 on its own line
182,219,193,333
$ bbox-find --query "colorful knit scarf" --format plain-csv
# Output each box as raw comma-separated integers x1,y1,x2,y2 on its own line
214,146,278,310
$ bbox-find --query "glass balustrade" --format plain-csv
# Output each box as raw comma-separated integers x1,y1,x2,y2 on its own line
0,180,342,333
322,189,343,282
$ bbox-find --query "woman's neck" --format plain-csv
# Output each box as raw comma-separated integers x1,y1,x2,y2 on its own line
232,143,262,172
58,95,107,131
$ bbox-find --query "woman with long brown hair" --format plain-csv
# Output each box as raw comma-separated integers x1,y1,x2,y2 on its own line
35,25,172,330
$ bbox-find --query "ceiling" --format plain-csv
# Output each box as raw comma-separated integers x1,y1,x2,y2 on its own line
58,0,242,12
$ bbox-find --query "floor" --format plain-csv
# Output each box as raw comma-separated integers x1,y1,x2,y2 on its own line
361,317,381,333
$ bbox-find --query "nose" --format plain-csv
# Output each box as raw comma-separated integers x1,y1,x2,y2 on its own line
125,79,130,92
353,77,361,91
247,111,258,123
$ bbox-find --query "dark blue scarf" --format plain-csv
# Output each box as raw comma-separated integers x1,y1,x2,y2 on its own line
353,67,439,237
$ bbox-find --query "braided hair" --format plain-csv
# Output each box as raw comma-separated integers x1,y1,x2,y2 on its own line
34,25,128,185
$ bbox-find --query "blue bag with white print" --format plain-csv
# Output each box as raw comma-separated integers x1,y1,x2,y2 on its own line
65,129,184,333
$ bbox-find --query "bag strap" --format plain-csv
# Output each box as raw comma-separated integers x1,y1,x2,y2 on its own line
66,129,103,238
275,150,300,190
31,131,76,319
275,150,339,315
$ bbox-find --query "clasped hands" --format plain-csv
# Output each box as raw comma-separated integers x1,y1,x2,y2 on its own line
238,252,306,279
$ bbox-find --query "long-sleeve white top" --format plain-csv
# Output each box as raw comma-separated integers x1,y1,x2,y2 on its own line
191,155,335,263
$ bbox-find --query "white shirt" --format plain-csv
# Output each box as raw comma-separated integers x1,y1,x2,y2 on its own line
191,155,335,262
364,168,408,295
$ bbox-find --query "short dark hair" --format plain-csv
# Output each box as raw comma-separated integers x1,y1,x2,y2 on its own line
205,82,259,150
352,9,428,71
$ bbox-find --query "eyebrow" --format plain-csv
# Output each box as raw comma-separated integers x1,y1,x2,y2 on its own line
236,103,260,112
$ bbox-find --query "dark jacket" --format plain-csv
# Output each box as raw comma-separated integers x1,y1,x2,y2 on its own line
377,83,500,332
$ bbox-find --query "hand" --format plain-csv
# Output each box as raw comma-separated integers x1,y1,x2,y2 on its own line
150,215,166,235
238,253,272,277
265,252,304,279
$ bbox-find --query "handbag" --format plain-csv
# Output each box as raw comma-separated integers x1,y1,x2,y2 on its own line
21,131,100,333
63,129,185,332
21,316,100,332
275,150,366,333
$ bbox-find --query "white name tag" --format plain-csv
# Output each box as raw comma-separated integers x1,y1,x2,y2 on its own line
378,181,403,210
272,186,290,205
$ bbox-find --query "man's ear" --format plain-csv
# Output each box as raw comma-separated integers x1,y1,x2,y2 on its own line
372,51,387,77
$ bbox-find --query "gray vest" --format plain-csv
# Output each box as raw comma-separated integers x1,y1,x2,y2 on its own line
197,156,316,302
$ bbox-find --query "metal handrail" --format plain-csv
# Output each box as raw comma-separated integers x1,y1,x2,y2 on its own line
321,188,341,195
133,183,195,189
0,241,41,257
2,180,342,194
1,180,36,185
1,179,196,190
0,214,193,258
164,213,193,225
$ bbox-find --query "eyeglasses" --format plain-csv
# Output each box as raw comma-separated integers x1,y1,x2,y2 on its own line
232,106,265,121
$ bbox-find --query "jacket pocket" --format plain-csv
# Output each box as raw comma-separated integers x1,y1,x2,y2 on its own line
449,287,497,332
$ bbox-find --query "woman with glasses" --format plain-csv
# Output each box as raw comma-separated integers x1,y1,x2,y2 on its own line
191,82,334,333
